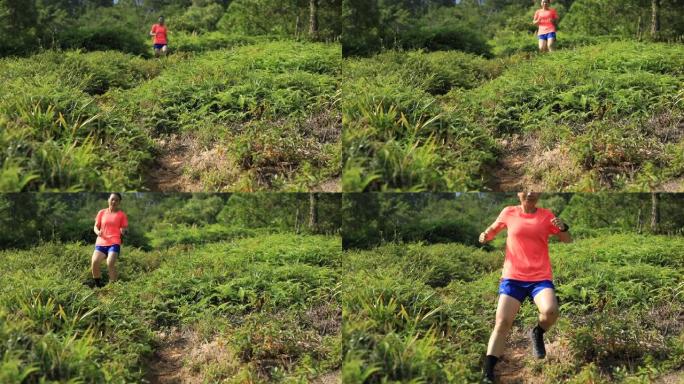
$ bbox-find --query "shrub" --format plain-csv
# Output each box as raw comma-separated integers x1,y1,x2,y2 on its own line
173,32,260,53
0,40,340,191
147,224,258,248
344,235,684,382
400,24,491,57
58,26,149,57
0,234,341,382
344,40,684,191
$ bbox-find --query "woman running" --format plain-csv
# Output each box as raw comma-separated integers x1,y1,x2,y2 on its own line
150,16,168,57
480,192,571,382
533,0,559,52
90,193,128,288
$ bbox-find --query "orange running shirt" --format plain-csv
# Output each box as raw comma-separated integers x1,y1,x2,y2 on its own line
151,24,168,45
486,206,561,281
95,209,128,246
535,8,558,35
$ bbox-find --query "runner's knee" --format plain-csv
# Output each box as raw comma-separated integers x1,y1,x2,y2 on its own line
540,306,559,320
92,253,103,263
106,255,117,267
494,316,514,331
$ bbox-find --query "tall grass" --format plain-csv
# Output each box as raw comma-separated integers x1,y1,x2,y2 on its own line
343,235,684,382
343,41,684,191
1,40,341,192
0,234,341,382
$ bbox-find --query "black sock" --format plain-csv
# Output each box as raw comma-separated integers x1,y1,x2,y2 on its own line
484,355,499,379
94,278,103,287
535,324,546,333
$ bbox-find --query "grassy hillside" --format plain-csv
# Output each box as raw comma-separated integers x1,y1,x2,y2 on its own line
0,233,341,383
343,41,684,192
0,40,341,192
343,235,684,383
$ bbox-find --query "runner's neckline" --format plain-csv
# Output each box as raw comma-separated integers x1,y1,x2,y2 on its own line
517,205,538,217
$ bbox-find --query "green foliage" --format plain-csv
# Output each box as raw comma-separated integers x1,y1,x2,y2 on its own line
342,50,504,191
1,0,342,57
0,50,160,191
175,3,224,33
0,234,341,382
343,193,507,249
562,0,684,40
344,235,684,382
217,0,341,41
172,31,260,52
1,40,341,191
343,0,684,57
148,224,259,248
0,193,342,250
344,41,684,191
343,193,684,250
57,26,149,56
490,31,618,57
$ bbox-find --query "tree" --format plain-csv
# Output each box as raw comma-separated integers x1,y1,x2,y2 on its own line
651,192,660,233
309,193,318,232
309,0,318,38
0,0,39,54
651,0,660,38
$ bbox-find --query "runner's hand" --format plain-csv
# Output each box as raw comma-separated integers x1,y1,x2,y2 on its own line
551,217,567,231
479,232,488,244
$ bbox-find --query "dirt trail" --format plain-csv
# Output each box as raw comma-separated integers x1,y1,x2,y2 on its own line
655,369,684,384
145,134,197,192
313,370,342,384
146,327,240,384
495,329,573,384
312,177,341,192
146,328,192,384
487,135,534,192
145,134,234,192
495,330,537,384
656,176,684,192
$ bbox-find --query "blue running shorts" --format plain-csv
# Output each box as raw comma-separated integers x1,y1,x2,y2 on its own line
538,32,557,40
95,244,120,255
499,279,554,303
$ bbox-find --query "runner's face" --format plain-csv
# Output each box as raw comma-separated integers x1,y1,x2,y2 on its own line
108,195,120,210
159,17,164,25
541,1,550,9
518,192,540,210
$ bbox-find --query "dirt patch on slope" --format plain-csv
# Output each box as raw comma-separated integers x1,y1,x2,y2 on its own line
312,370,342,384
145,327,239,384
487,134,537,192
656,369,684,384
495,328,573,384
312,177,341,192
145,134,238,192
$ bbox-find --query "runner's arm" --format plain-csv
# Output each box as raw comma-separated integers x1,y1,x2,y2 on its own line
551,217,572,243
120,214,128,237
94,211,101,236
480,221,506,243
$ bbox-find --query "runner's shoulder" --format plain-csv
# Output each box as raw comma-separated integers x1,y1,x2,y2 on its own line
537,207,555,218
